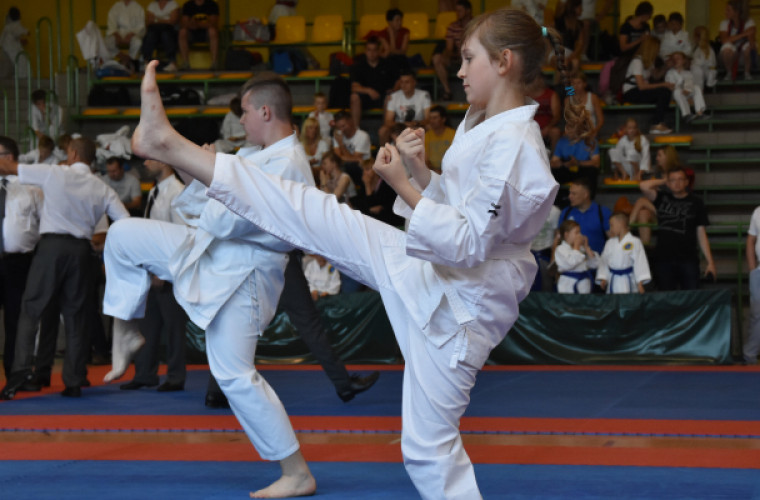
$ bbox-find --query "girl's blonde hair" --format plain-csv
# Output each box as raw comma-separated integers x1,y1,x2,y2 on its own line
658,144,680,173
299,117,320,148
693,26,712,59
625,117,643,153
636,37,661,68
463,8,591,142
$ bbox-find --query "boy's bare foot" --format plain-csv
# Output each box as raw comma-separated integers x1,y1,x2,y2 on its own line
249,473,316,498
104,318,145,383
131,60,173,162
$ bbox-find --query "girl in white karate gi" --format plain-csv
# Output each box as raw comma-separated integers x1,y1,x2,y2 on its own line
555,220,599,294
608,117,650,180
130,8,592,499
596,212,651,293
691,26,718,90
665,51,707,122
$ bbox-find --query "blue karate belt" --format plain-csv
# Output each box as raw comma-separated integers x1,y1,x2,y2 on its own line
561,270,594,293
608,266,634,293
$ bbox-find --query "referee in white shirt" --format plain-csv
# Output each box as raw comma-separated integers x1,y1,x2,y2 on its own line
0,137,43,381
0,137,130,399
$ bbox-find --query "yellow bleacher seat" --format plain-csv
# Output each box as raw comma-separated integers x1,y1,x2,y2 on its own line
434,11,457,39
312,14,344,43
166,107,199,116
217,72,254,79
122,108,141,116
81,108,120,116
202,107,231,115
274,16,306,44
296,69,330,77
358,14,387,39
404,12,429,40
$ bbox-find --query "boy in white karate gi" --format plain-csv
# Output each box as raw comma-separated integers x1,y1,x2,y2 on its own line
102,74,317,498
596,212,651,293
666,51,707,122
127,8,592,499
555,219,599,293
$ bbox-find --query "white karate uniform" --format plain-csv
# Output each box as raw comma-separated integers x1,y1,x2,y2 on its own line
302,256,341,295
555,241,598,294
691,46,718,90
659,29,692,58
103,134,314,461
743,207,760,363
30,104,63,142
207,102,558,499
608,134,650,178
0,19,29,77
105,0,146,60
596,232,651,294
666,68,706,117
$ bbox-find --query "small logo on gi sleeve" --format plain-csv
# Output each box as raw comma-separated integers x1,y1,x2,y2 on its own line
488,202,501,217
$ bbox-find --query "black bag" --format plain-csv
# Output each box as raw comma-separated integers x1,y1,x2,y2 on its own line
87,85,131,106
174,117,220,146
160,85,202,105
328,52,353,76
225,48,263,70
328,76,351,109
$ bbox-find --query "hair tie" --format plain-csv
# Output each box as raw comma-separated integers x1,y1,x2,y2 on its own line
565,85,576,96
541,26,548,37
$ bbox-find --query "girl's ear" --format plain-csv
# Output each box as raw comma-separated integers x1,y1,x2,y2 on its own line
498,48,513,75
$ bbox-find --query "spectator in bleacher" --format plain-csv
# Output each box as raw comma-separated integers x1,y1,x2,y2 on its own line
618,1,652,57
530,204,561,292
19,135,57,165
528,74,562,152
550,111,600,188
431,0,472,101
142,0,180,72
178,0,219,70
659,12,691,61
105,0,145,72
268,0,298,31
214,96,247,154
0,7,28,78
302,254,341,301
570,72,604,138
650,14,666,41
30,89,64,142
609,117,650,180
103,156,142,214
552,0,584,75
555,219,599,294
300,117,330,167
375,9,410,71
719,0,756,81
349,36,399,128
511,0,546,25
666,51,707,123
743,205,760,364
308,93,334,141
424,105,455,174
556,0,614,63
120,159,188,392
638,166,716,290
557,177,611,255
319,151,356,206
379,70,431,146
622,37,674,134
596,212,651,294
629,144,679,245
332,110,371,163
358,158,404,227
692,26,718,91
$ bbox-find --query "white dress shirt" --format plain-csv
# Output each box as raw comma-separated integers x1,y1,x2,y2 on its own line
107,0,146,38
0,175,43,253
147,174,185,223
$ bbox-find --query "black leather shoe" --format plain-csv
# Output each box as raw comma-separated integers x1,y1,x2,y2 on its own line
120,380,157,390
2,371,38,399
337,371,380,402
157,381,184,392
32,372,51,387
205,391,230,409
61,386,82,397
81,379,91,388
18,379,42,392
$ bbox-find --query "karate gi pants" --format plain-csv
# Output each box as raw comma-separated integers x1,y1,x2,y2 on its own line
209,162,502,500
673,87,706,117
102,218,299,461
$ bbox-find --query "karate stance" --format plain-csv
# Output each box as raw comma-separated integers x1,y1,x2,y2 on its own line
129,8,591,499
103,75,316,498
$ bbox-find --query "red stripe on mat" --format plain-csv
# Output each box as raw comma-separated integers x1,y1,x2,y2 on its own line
2,442,760,468
2,415,759,436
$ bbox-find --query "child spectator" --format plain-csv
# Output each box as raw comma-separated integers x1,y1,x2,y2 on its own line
30,89,64,141
302,254,341,300
0,7,28,78
299,117,330,167
666,51,707,123
651,14,667,40
379,70,431,145
358,158,404,227
555,219,599,294
743,205,760,364
550,113,600,188
609,117,650,180
692,26,718,90
424,105,455,173
214,96,247,153
528,74,562,152
307,93,334,141
530,204,561,292
659,12,691,60
319,151,356,205
596,212,651,293
18,135,56,165
719,0,756,81
571,72,604,138
54,133,72,163
622,37,674,134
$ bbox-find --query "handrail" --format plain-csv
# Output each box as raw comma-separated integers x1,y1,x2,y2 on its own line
1,89,7,141
66,55,81,114
55,0,63,72
13,51,32,145
36,17,55,90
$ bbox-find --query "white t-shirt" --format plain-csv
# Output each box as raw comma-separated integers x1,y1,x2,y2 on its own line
147,1,180,22
720,17,756,37
308,110,334,141
333,128,371,160
386,89,431,123
623,57,650,94
749,206,760,266
659,29,692,58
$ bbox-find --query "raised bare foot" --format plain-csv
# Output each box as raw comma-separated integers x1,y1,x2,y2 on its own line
131,59,173,161
104,318,145,383
249,473,316,499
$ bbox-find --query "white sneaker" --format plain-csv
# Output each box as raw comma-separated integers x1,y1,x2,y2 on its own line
163,62,178,72
649,124,672,134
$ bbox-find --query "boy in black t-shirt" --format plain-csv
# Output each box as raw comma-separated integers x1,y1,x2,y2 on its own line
178,0,219,69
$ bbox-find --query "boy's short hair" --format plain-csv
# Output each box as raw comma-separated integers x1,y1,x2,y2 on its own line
241,72,293,122
69,137,96,165
570,176,593,194
610,212,630,227
559,220,580,239
635,2,654,17
457,0,472,11
429,104,448,122
0,135,20,161
38,135,55,151
652,14,666,26
31,89,46,104
314,92,326,99
333,110,352,122
106,156,122,167
386,8,403,22
668,12,684,24
365,36,381,48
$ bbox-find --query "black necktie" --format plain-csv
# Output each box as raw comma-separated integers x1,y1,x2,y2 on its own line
145,183,158,219
0,178,7,254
